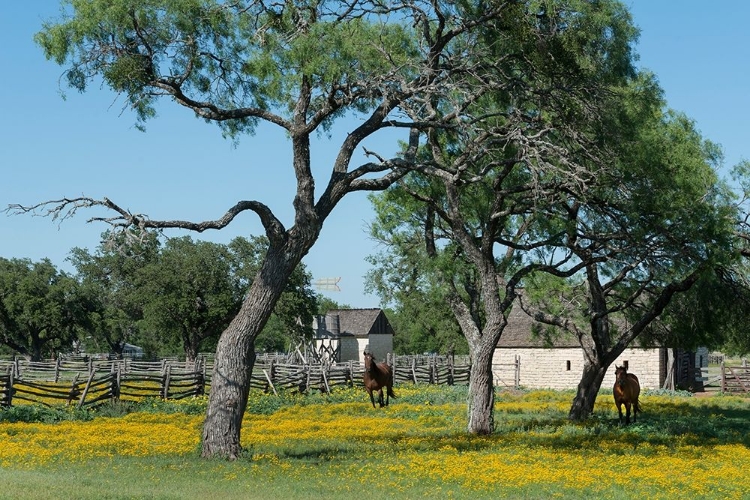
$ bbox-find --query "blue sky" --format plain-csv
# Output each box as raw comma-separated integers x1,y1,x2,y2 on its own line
1,1,749,308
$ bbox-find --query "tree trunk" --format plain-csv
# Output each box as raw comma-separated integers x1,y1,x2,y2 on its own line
467,344,495,434
568,358,608,421
662,348,675,390
31,334,44,362
201,246,300,459
185,341,198,364
201,319,256,459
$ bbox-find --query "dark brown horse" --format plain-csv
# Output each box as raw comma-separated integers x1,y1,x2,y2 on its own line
363,351,396,408
613,365,641,425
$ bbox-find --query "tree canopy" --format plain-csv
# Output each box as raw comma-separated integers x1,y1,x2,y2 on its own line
72,233,318,360
0,258,91,361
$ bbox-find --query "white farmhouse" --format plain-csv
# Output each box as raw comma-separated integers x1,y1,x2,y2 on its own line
313,309,395,363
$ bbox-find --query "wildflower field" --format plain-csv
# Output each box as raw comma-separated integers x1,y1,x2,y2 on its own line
0,386,748,499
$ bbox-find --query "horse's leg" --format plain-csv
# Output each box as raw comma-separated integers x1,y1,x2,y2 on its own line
617,402,624,424
378,389,385,407
625,402,631,425
385,385,390,406
367,388,376,408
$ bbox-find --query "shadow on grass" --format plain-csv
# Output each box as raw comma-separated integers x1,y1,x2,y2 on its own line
490,395,750,454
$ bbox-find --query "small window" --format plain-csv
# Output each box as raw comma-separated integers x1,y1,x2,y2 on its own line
699,355,704,366
623,360,629,370
566,360,571,371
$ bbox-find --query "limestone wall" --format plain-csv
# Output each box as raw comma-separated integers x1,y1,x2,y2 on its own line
493,347,665,390
363,335,393,363
339,336,393,363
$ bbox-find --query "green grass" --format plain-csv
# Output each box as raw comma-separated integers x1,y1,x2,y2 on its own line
1,386,749,499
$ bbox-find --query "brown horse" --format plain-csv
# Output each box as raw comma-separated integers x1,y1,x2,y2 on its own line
363,351,396,408
613,365,641,425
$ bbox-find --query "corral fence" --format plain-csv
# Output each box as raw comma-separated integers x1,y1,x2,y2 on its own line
240,354,519,393
1,354,520,407
720,360,750,394
0,357,205,409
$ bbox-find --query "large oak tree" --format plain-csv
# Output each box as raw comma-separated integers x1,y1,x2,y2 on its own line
0,258,92,361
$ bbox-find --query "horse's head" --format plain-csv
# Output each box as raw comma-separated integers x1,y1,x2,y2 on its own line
614,365,628,388
363,351,375,372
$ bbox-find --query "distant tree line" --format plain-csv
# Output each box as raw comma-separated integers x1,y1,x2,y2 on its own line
0,232,323,362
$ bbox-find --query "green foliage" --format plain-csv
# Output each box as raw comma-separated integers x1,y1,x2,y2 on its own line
0,257,91,360
137,236,242,360
70,232,318,359
70,230,159,356
35,0,421,136
0,404,93,424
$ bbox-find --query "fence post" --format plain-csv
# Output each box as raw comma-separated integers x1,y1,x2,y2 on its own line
9,367,15,407
67,373,81,406
113,365,121,402
262,369,278,396
54,357,61,383
3,367,14,407
77,367,98,409
321,368,331,394
721,361,726,394
162,365,171,399
515,355,520,389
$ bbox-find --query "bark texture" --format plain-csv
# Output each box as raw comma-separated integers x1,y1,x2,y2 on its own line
568,357,608,421
201,246,301,458
467,346,496,434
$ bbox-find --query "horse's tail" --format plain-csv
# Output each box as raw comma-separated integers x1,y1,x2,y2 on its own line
387,386,397,399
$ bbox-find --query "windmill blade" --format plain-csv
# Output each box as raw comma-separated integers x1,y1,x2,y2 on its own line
313,277,341,291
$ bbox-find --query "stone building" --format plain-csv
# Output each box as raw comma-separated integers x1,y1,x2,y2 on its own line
492,304,707,390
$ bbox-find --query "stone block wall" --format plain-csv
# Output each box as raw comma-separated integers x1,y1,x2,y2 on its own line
339,336,393,363
493,347,665,390
363,335,393,363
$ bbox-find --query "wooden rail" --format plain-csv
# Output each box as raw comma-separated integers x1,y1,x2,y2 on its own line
1,354,519,408
720,362,750,394
0,358,206,408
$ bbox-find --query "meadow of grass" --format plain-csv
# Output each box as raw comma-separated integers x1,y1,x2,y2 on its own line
0,385,748,499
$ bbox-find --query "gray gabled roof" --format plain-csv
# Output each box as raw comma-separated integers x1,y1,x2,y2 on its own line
323,308,395,338
498,303,581,348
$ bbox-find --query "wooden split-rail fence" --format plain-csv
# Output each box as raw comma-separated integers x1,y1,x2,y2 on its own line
0,354,520,408
0,358,206,409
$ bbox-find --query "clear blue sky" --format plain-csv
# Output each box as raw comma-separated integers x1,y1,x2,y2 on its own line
1,1,749,308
